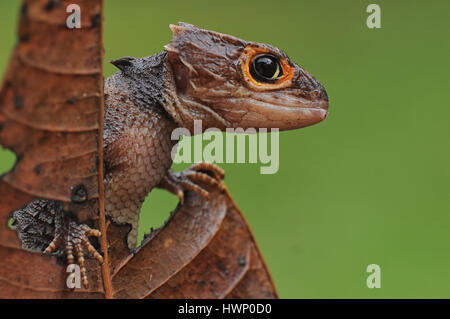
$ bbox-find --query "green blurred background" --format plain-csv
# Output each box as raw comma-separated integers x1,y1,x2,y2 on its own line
1,0,450,298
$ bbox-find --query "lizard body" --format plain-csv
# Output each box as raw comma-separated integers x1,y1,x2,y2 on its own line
103,52,177,248
12,23,329,286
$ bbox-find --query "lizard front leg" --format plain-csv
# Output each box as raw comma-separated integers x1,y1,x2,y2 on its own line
102,108,177,250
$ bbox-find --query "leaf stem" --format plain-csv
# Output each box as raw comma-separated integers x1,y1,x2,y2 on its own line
97,0,113,299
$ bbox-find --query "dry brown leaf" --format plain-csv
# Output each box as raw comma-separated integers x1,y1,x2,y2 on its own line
0,0,105,298
109,188,278,299
0,0,277,299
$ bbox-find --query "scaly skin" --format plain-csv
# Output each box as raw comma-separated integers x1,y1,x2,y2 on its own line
103,66,177,249
11,23,329,286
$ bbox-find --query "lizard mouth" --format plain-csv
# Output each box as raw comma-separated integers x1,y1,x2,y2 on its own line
272,86,329,127
261,100,329,129
282,98,329,128
218,97,329,130
300,102,329,126
302,100,329,118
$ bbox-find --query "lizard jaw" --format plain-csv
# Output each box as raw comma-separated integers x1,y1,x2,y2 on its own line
235,102,328,130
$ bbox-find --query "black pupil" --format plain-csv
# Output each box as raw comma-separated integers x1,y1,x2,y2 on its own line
250,55,281,82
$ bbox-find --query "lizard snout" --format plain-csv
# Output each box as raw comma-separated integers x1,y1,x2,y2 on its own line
296,69,329,107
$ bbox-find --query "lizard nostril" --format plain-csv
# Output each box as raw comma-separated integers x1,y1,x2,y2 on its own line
314,84,328,102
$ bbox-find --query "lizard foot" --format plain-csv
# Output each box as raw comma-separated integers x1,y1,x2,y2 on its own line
12,199,104,288
159,163,225,203
44,212,103,289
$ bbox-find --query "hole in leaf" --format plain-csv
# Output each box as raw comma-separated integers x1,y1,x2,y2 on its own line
8,216,14,229
0,146,16,175
137,188,178,246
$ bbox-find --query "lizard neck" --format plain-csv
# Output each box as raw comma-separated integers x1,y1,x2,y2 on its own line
109,52,230,134
108,52,169,116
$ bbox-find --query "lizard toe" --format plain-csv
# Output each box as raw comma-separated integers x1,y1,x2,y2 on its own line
158,163,225,202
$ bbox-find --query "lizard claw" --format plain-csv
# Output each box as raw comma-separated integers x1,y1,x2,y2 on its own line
44,211,103,289
158,163,225,203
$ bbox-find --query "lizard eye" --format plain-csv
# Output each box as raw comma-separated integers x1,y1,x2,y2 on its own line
250,54,283,83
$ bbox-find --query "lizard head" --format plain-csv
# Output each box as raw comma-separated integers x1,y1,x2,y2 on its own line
164,22,328,132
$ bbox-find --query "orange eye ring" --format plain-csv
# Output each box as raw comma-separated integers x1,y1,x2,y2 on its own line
240,45,295,90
